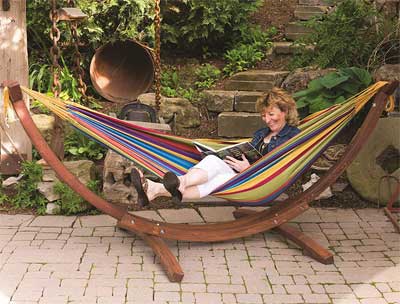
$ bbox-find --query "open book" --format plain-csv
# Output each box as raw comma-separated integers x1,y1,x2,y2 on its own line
194,141,262,164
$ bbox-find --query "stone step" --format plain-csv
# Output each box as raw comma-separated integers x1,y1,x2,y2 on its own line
225,70,289,91
203,90,235,113
224,80,274,92
229,70,290,82
203,90,264,113
218,112,264,137
294,5,329,20
272,42,315,55
234,91,264,112
299,0,334,5
285,22,314,41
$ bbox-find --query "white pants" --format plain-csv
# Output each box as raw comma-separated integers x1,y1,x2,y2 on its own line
192,155,236,197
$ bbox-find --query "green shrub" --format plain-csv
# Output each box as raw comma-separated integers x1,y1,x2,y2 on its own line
9,162,47,214
290,0,392,70
194,64,221,89
223,44,265,76
161,0,262,55
53,180,99,215
223,26,275,76
160,69,180,97
27,0,155,101
293,67,372,116
64,131,105,161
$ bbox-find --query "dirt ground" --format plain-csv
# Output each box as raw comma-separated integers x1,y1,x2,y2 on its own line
252,0,298,34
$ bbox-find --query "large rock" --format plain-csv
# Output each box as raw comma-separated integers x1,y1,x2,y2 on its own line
32,114,55,143
102,150,139,207
347,117,400,204
218,112,264,137
224,70,289,92
38,160,95,203
138,93,200,128
202,90,235,113
281,67,336,94
374,64,400,82
234,91,264,113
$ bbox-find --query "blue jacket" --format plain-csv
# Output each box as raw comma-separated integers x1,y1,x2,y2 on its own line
250,124,301,155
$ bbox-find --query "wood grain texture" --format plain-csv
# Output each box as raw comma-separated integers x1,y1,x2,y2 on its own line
0,0,31,173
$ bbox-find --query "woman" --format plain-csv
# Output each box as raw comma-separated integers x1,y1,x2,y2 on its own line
131,87,301,206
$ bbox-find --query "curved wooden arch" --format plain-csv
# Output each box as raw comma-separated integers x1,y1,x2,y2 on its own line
5,80,398,282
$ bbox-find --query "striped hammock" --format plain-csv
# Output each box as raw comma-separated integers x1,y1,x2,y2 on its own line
20,82,389,205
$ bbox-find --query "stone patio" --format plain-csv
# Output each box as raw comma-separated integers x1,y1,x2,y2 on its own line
0,207,399,304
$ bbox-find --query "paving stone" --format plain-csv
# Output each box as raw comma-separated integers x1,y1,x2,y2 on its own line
198,206,236,222
79,215,117,227
236,293,263,303
351,284,382,298
30,216,76,227
194,292,223,304
158,208,204,223
263,294,304,303
130,210,164,222
0,215,34,227
303,293,332,303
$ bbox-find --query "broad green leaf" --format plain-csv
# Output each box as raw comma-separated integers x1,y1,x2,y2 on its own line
309,97,332,112
320,73,349,89
351,67,372,86
334,96,346,104
296,99,308,108
341,82,361,94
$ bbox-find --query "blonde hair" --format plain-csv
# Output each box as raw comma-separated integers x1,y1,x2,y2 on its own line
255,87,299,126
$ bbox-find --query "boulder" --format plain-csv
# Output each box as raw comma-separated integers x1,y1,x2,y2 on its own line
138,93,200,128
281,67,336,94
32,114,55,143
347,117,400,204
374,64,400,82
102,150,139,207
218,112,264,137
202,90,236,113
38,160,95,205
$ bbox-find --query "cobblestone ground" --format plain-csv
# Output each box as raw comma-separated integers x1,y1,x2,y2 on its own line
0,207,399,304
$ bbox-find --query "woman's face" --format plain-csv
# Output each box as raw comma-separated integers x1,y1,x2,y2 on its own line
261,105,287,133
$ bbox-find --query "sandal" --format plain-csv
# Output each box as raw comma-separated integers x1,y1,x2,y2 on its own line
163,171,182,204
130,168,149,207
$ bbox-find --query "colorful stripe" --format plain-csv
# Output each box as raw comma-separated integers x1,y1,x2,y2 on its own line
20,82,388,205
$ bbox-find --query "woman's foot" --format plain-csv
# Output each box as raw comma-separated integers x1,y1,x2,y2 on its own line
130,169,149,207
162,172,183,203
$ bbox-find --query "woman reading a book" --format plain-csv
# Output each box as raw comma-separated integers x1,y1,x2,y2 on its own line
131,87,301,207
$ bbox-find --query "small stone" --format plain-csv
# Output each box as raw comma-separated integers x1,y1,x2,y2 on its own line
2,174,24,187
46,203,60,215
332,181,349,192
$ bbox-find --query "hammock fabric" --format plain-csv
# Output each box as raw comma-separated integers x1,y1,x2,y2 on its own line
19,82,389,206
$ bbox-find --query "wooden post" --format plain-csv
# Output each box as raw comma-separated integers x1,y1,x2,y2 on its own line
0,0,31,174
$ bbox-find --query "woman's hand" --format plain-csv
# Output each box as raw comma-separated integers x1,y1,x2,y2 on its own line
224,154,251,172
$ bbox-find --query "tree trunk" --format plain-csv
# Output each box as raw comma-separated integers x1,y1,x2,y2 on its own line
0,0,31,174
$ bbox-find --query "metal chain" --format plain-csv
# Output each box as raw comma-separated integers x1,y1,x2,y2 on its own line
49,0,61,97
154,0,161,113
67,0,87,100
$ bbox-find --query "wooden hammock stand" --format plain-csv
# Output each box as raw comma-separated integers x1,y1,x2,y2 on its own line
3,80,398,282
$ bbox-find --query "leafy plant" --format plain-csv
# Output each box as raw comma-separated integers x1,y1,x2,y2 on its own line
289,0,393,70
0,177,7,205
53,180,99,215
293,67,372,115
223,44,265,76
194,64,221,90
161,0,262,55
9,162,47,214
161,69,180,97
223,26,275,76
64,131,105,161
